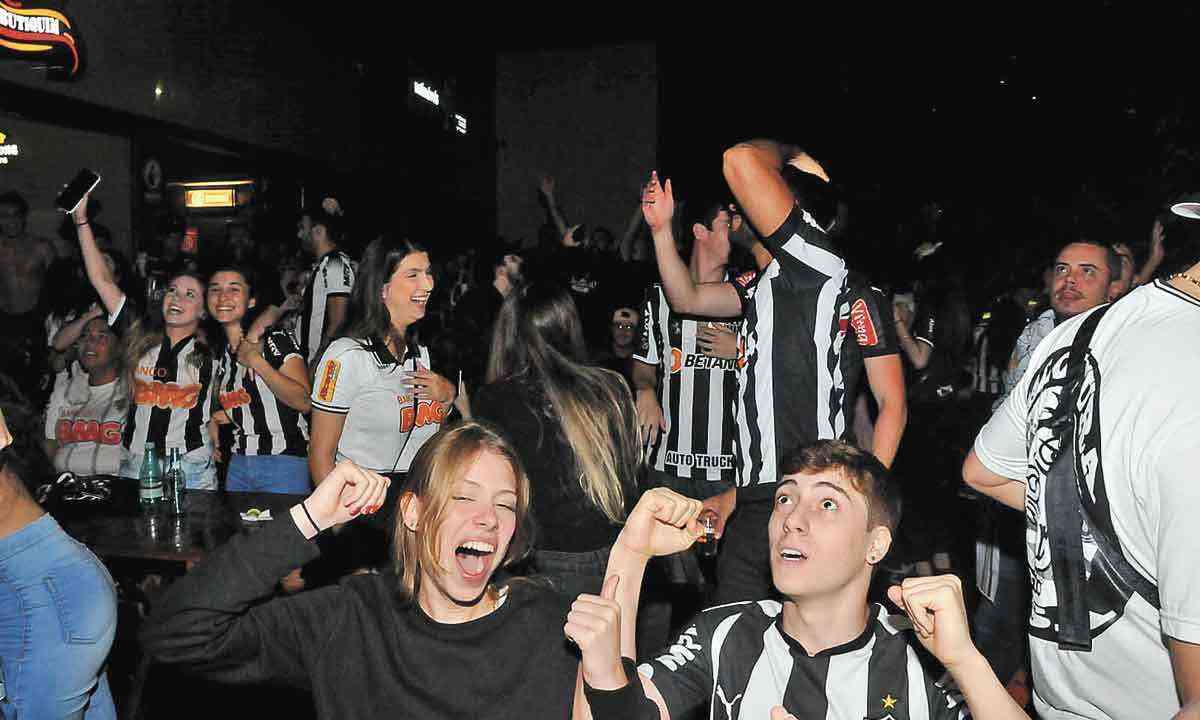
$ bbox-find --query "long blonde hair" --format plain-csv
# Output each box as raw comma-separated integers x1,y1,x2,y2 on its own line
122,272,209,388
393,422,533,602
486,283,639,524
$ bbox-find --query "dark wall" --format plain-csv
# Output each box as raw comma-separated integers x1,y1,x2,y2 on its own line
496,44,657,248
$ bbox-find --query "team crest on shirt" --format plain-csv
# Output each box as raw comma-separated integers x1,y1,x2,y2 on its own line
317,359,341,403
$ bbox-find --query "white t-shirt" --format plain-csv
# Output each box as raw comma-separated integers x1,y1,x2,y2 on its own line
310,337,445,473
974,281,1200,719
52,376,130,477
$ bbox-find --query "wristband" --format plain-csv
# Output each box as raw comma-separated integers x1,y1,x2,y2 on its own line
300,500,322,535
583,658,653,718
75,220,90,227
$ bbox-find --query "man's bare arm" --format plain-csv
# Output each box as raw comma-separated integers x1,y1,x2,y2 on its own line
963,449,1024,511
863,354,907,467
722,140,826,239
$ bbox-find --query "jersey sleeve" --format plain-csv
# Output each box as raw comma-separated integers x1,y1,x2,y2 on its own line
731,268,763,310
636,616,716,717
927,679,970,720
322,255,354,297
850,286,899,359
262,329,302,371
310,340,366,414
760,205,846,289
633,287,661,366
1153,424,1200,645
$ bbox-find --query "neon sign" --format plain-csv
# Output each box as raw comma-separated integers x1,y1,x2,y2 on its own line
0,1,81,77
413,81,439,106
0,130,19,165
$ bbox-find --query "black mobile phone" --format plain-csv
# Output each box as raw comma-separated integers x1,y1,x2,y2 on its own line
56,168,102,214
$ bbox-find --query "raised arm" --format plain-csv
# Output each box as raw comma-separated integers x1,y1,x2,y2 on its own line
539,175,570,239
642,173,740,318
722,139,827,239
71,194,125,315
1135,219,1167,286
51,304,104,352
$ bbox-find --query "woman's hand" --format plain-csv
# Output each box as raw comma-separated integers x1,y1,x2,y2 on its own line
564,575,627,690
294,461,390,535
405,363,455,405
0,407,12,451
71,191,90,225
235,336,265,371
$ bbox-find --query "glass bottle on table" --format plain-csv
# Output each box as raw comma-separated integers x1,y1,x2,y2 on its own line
138,443,164,508
164,446,185,516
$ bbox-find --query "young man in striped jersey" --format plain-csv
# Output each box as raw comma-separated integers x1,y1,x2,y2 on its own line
297,200,354,368
634,202,741,502
569,441,1029,720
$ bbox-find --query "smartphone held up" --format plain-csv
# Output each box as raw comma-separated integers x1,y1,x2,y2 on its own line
56,168,102,215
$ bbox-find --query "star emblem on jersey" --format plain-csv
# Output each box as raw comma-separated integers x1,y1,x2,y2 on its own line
882,694,898,710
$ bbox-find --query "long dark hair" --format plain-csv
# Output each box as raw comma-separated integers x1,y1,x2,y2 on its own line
342,234,430,359
486,283,639,523
203,264,266,354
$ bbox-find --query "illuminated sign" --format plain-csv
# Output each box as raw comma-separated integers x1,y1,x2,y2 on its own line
413,80,439,106
0,1,81,77
454,114,467,135
185,188,235,209
0,129,19,165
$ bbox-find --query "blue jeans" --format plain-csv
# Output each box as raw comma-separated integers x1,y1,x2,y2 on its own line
227,454,310,494
120,447,216,490
0,514,117,719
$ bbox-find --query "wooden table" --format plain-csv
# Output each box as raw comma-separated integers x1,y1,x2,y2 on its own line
62,480,306,570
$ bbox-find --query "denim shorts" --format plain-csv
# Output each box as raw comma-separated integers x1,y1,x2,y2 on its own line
0,514,117,719
120,447,216,490
226,454,311,494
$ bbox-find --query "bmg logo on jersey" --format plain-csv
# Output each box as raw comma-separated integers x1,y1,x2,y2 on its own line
133,380,201,409
397,396,446,433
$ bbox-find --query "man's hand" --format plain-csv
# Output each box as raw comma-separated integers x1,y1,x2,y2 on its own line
641,171,675,233
636,388,667,447
1151,218,1167,261
698,323,738,360
616,487,703,559
296,461,390,532
565,575,627,690
405,363,456,404
771,707,798,720
540,175,556,199
887,575,979,671
700,487,736,539
786,152,830,183
893,302,914,331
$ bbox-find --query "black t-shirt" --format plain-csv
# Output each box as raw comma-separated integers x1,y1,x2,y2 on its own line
142,517,580,720
910,301,969,402
448,284,504,393
473,376,632,553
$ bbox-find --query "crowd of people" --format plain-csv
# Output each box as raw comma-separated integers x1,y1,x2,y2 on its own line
0,133,1196,720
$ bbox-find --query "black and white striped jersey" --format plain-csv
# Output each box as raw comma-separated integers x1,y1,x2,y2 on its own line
116,300,216,459
638,601,967,720
299,249,355,365
731,207,849,494
634,284,739,484
215,329,309,457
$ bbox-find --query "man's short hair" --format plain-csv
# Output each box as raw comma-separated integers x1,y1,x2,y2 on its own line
1055,239,1121,282
0,190,29,216
778,440,901,533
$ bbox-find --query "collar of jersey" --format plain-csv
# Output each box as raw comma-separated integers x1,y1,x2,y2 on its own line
773,602,881,659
